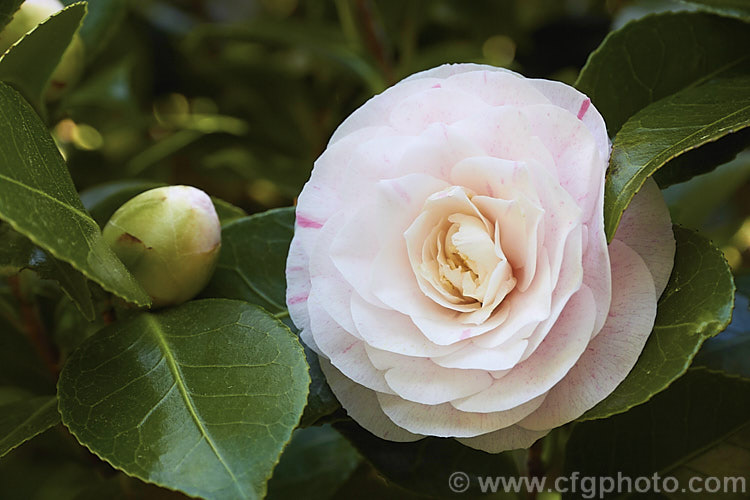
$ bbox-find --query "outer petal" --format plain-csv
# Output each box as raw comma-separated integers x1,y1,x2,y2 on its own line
519,239,658,431
377,392,545,438
320,359,423,442
525,78,610,163
458,426,549,454
613,178,675,297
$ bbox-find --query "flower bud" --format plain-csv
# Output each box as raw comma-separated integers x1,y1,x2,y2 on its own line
103,186,222,308
0,0,85,101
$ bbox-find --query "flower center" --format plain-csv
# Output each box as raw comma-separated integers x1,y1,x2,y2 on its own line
406,186,517,322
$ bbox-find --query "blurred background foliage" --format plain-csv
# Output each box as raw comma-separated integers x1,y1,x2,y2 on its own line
50,0,750,274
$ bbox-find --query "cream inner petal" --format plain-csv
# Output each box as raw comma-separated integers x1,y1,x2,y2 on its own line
406,186,521,325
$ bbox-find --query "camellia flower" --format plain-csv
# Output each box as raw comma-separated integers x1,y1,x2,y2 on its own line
286,64,675,452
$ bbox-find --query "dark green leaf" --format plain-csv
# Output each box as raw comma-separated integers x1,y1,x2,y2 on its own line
202,207,294,314
576,12,750,135
0,224,96,320
679,0,750,18
0,396,60,458
604,76,750,238
62,0,126,62
266,425,361,500
694,293,750,377
0,82,150,307
582,227,734,420
565,369,750,499
0,222,35,276
299,345,342,428
58,299,310,500
0,313,55,396
335,421,520,499
0,2,86,112
0,0,23,33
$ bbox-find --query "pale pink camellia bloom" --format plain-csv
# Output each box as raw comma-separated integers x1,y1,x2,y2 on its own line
286,63,675,452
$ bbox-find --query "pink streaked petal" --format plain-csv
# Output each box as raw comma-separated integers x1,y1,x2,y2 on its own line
452,286,596,413
519,240,657,431
458,425,549,453
377,392,545,438
525,78,610,163
613,178,675,298
519,104,604,224
443,70,551,107
320,359,423,442
286,236,312,334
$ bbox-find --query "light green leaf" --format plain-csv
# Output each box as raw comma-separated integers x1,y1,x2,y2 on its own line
202,208,294,314
576,12,750,135
582,227,734,420
0,82,150,307
566,370,750,499
0,0,23,32
679,0,750,18
604,75,750,238
0,2,86,112
57,299,310,500
62,0,126,62
0,396,60,458
266,425,360,500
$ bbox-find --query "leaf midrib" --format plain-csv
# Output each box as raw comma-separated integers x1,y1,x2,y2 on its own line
0,172,93,224
0,396,58,457
147,315,249,499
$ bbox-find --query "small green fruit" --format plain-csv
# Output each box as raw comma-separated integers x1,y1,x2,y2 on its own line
103,186,222,309
0,0,85,101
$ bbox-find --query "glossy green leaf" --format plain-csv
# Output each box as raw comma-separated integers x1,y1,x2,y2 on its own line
604,76,750,238
0,396,60,458
582,226,734,420
566,370,750,498
679,0,750,18
694,293,750,378
0,0,23,32
62,0,126,62
266,425,360,500
0,2,85,112
58,299,310,500
576,12,750,135
0,82,150,307
202,208,294,314
335,421,520,499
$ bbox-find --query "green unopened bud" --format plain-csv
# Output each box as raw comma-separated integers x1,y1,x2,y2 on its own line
103,186,222,309
0,0,85,101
